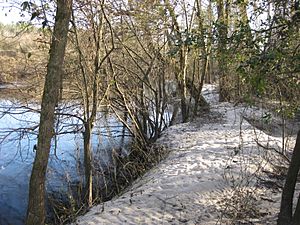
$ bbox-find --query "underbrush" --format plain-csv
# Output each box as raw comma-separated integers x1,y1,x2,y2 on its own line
216,121,295,225
45,142,169,224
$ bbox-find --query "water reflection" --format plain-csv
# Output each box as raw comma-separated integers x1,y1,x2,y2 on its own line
0,100,129,225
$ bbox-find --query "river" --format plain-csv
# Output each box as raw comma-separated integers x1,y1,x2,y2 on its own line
0,100,129,225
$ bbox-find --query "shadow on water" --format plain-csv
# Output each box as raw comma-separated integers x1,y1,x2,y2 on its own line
0,100,130,225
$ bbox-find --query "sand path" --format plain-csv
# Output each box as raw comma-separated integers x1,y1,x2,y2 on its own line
73,85,294,225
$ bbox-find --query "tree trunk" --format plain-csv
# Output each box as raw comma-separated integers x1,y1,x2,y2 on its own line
217,0,230,102
83,122,93,207
278,130,300,225
181,47,189,123
25,1,72,224
194,0,209,116
206,0,213,84
293,191,300,225
236,0,253,99
164,0,189,123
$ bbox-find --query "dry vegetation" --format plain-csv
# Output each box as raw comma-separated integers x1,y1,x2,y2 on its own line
0,23,49,100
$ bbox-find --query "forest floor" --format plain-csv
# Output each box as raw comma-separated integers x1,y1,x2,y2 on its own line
72,85,299,225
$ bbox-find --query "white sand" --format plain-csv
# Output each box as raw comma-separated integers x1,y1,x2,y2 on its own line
72,85,297,225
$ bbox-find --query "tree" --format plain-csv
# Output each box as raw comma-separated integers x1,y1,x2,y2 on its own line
163,0,209,122
68,0,115,206
114,0,173,141
26,0,72,224
216,0,231,102
278,130,300,225
163,0,191,122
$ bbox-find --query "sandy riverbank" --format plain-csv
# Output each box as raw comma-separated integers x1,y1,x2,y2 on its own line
72,85,297,225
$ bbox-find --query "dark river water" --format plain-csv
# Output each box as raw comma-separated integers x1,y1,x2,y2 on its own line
0,100,129,225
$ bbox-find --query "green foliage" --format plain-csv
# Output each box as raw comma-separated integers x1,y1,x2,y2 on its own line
167,30,207,57
215,0,300,120
236,15,299,118
21,1,49,28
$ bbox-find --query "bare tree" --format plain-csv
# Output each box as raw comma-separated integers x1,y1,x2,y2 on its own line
68,0,114,207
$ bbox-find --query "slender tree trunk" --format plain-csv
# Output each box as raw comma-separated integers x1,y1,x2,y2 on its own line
193,0,209,116
206,0,213,84
26,1,72,224
236,0,253,99
278,130,300,225
217,0,230,102
180,47,189,122
164,0,189,122
83,121,93,207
